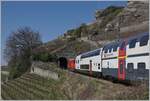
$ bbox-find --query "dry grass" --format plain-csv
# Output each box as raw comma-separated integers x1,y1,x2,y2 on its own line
116,81,149,100
2,65,149,100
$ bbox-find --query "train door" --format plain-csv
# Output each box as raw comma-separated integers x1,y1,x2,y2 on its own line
118,41,126,80
89,60,92,75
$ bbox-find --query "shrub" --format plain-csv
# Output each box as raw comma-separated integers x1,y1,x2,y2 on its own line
40,53,49,62
32,52,58,62
8,63,24,79
32,53,40,61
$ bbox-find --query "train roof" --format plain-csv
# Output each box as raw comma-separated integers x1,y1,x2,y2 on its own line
103,32,149,50
80,48,101,56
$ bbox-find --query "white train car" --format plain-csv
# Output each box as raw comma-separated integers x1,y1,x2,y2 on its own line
101,41,119,79
125,32,150,80
101,32,149,81
75,48,102,77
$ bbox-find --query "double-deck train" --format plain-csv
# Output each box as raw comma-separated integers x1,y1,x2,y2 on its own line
68,32,150,81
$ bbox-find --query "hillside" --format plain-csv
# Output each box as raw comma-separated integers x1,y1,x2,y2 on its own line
1,62,149,100
1,1,149,100
33,1,149,58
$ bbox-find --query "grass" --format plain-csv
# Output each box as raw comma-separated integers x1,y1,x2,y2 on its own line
116,82,149,100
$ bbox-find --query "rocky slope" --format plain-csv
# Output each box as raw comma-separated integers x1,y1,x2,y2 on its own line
91,1,149,41
98,1,149,28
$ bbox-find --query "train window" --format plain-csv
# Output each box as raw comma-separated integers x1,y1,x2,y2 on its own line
120,41,125,50
108,46,112,53
129,39,137,48
140,35,149,46
113,44,118,52
81,54,86,59
81,49,100,59
138,62,146,73
94,49,100,56
127,63,134,72
138,62,146,68
80,64,89,69
104,49,108,53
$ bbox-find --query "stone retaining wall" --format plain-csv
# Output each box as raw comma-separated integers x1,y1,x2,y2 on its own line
31,62,59,80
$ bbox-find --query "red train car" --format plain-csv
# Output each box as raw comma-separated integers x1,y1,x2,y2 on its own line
67,58,75,71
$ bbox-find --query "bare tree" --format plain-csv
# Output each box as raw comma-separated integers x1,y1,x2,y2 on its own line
4,27,42,79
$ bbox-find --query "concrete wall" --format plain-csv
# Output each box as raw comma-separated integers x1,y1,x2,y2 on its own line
31,67,59,80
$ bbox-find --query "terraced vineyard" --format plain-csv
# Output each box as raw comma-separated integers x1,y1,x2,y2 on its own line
1,73,66,100
1,71,149,100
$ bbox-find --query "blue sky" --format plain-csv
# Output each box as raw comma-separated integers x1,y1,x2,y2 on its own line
1,1,127,65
